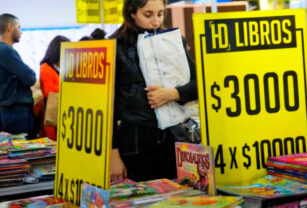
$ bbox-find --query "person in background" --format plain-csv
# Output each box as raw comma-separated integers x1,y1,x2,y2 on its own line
0,13,37,139
40,35,70,141
91,28,106,40
79,36,91,41
79,28,106,41
109,0,197,182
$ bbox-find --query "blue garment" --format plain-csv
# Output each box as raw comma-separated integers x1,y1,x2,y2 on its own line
0,42,36,138
0,42,36,106
0,109,35,138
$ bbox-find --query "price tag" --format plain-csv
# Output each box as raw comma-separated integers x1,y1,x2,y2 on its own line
193,9,307,185
54,40,116,205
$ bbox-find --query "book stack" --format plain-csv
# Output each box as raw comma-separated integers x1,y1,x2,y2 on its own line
0,158,30,187
0,195,67,207
0,149,7,160
218,174,307,207
110,178,193,207
7,138,56,182
266,153,307,183
150,195,244,208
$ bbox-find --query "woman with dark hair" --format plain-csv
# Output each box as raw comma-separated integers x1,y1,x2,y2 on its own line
40,35,70,140
110,0,197,182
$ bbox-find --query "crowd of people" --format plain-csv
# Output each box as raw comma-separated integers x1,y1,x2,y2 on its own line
0,0,197,182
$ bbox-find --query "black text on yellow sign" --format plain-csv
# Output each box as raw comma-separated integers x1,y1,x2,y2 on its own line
61,106,104,156
215,135,306,174
205,16,296,53
193,9,307,184
210,70,299,117
57,173,102,205
55,40,115,204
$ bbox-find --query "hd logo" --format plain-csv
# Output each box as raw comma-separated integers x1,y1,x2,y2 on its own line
205,15,297,53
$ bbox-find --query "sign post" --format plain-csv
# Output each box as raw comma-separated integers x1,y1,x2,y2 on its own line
193,9,307,185
54,40,116,205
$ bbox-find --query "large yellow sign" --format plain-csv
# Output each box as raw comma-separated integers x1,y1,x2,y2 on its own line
54,40,116,205
76,0,101,23
193,9,307,185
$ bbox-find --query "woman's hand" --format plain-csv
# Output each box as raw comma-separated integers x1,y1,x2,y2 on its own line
145,86,180,109
110,149,127,183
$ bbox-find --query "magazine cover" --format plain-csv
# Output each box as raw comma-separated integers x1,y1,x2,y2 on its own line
175,142,216,195
0,195,65,208
110,178,190,201
268,153,307,167
110,179,193,208
218,175,307,199
150,196,243,208
81,183,110,208
266,160,307,172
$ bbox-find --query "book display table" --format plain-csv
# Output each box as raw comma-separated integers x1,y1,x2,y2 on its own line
0,181,54,201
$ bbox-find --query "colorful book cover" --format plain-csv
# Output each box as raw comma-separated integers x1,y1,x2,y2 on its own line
150,196,243,208
267,166,307,179
268,153,307,167
81,183,110,208
0,195,65,208
266,161,307,172
175,142,216,195
218,175,307,199
267,170,307,183
11,137,56,147
110,178,191,201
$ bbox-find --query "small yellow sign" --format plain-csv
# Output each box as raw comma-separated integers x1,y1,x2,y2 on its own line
193,9,307,185
76,0,101,23
54,40,116,205
103,0,123,24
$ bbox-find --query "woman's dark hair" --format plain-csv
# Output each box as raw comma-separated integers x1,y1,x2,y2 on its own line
111,0,168,44
40,35,70,66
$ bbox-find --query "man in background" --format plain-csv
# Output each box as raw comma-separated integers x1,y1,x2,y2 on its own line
0,13,36,138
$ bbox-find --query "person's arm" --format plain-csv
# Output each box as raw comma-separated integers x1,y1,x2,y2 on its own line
110,148,127,182
145,50,198,108
110,47,127,182
5,47,36,86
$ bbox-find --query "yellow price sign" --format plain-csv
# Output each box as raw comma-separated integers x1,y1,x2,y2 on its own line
54,40,116,205
76,0,101,23
103,0,123,24
193,9,307,185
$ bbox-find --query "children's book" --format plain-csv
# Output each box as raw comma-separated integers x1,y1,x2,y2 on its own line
150,196,244,208
111,178,190,201
81,183,110,208
218,175,307,199
268,153,307,167
0,195,65,208
175,142,216,195
110,179,193,208
266,160,307,172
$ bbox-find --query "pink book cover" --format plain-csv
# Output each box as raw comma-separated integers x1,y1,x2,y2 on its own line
268,153,307,167
175,142,216,196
